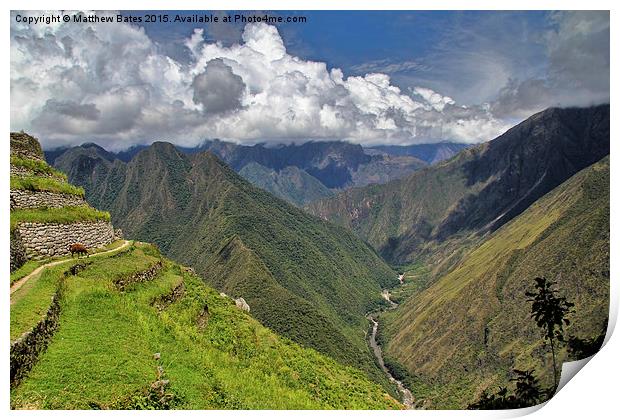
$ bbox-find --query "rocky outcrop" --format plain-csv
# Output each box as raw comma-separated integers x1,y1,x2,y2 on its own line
114,261,163,291
235,297,250,312
10,285,63,387
16,220,114,259
10,189,85,210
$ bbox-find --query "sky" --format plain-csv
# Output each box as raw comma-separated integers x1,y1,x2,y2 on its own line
10,10,610,151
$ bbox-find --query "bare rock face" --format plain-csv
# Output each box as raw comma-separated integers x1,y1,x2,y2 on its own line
235,297,250,312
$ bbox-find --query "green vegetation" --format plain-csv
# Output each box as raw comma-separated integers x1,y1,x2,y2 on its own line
468,278,577,409
239,162,333,206
11,206,110,231
11,260,43,286
11,155,67,180
11,176,84,197
388,262,433,304
10,242,140,340
308,105,609,267
55,142,399,393
11,243,401,410
525,277,575,389
10,240,127,286
468,369,544,409
10,261,71,341
381,157,609,408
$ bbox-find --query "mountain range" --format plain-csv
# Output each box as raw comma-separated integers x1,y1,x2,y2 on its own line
43,104,610,409
308,105,610,266
47,141,404,392
47,140,465,206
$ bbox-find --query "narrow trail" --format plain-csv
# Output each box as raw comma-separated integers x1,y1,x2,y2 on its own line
367,289,415,409
10,240,131,304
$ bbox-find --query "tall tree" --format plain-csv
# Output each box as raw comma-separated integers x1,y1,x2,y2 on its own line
525,277,574,390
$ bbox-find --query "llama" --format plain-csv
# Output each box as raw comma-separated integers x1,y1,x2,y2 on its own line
68,243,88,258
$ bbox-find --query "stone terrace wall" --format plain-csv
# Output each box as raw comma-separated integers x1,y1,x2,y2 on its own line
10,189,85,210
16,221,114,259
10,230,27,272
10,285,63,387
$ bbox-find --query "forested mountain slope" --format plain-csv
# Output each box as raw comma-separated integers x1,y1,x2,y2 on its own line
308,105,609,265
380,156,609,408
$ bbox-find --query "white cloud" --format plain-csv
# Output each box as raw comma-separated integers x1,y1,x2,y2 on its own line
11,12,511,150
490,11,610,118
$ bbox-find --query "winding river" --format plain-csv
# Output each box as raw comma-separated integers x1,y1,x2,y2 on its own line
367,289,415,409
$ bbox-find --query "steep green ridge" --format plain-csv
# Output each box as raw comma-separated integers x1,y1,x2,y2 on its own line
11,243,401,409
368,142,468,164
308,105,610,265
49,139,427,208
50,142,398,389
51,144,128,210
379,156,609,408
239,162,332,206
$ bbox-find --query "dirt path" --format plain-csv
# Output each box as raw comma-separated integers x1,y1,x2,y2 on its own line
10,240,131,303
367,289,415,409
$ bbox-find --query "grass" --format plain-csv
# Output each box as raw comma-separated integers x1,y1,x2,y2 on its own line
77,147,398,393
10,206,110,231
11,243,401,410
388,262,433,304
10,262,71,341
381,157,610,408
11,155,67,180
11,260,43,286
10,242,141,340
10,240,127,286
11,176,84,197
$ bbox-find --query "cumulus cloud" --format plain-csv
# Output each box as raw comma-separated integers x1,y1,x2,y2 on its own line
19,11,603,151
192,58,245,114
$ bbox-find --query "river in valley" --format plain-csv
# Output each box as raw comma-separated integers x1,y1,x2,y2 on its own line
367,289,415,409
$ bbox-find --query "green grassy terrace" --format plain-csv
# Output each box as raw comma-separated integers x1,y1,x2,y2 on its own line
11,155,67,180
11,175,84,197
10,240,126,286
11,243,401,409
10,206,110,231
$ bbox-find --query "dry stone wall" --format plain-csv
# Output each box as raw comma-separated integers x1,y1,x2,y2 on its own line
152,282,185,312
10,285,63,387
10,230,27,272
114,261,164,291
10,189,85,210
16,221,114,259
